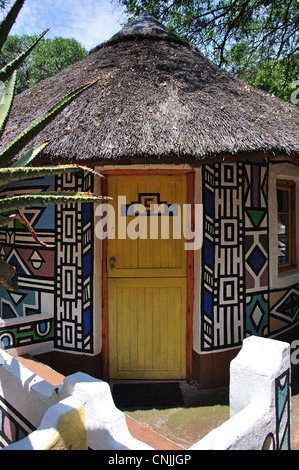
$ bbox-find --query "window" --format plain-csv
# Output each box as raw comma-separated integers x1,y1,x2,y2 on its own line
277,179,296,272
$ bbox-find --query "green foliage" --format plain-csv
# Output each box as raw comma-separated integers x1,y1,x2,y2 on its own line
0,35,87,93
119,0,299,103
228,46,299,103
0,0,104,290
28,37,87,88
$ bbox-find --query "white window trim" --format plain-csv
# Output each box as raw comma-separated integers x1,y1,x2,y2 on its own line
269,162,299,289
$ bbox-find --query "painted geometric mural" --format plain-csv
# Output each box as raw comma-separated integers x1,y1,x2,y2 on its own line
201,160,299,352
0,162,298,356
0,171,94,354
270,285,299,334
243,162,269,338
0,176,56,350
275,368,291,450
55,170,94,353
0,395,35,448
201,162,245,350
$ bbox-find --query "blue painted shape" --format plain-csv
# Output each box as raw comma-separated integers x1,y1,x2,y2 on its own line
83,251,91,279
204,291,213,318
39,322,47,333
82,202,92,224
204,189,214,218
34,205,55,229
8,254,27,276
204,239,214,269
247,245,267,275
83,308,90,335
1,337,9,347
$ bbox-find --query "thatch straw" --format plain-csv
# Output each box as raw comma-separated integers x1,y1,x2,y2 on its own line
1,13,298,166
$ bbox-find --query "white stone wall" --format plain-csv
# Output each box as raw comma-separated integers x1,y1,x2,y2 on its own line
0,335,292,450
190,336,291,450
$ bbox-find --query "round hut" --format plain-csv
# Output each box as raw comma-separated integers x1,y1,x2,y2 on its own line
0,13,299,388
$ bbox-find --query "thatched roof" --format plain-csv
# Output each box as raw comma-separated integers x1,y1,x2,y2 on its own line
1,12,298,166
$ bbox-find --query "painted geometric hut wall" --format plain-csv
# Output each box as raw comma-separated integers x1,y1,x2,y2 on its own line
0,159,298,387
201,160,299,351
0,170,94,357
0,175,56,351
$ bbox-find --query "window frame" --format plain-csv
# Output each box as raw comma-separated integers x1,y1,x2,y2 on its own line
277,179,296,273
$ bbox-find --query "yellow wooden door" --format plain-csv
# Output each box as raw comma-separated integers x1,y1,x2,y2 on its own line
108,174,187,379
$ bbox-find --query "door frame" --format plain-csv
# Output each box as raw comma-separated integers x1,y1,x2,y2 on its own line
101,169,195,382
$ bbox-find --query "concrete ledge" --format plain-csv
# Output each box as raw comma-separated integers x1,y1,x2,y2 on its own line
15,355,64,387
125,415,184,450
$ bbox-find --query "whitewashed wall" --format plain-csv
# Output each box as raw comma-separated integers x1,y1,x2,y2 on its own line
0,336,292,450
190,336,291,450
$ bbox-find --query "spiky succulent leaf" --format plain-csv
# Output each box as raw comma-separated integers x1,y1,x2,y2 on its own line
0,214,13,227
0,70,17,137
0,164,104,189
0,164,80,192
0,191,105,215
11,140,51,168
0,0,25,54
0,29,48,83
0,257,18,291
0,79,98,167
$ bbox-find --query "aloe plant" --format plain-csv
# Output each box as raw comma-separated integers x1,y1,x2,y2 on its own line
0,0,105,290
0,0,25,53
0,29,49,83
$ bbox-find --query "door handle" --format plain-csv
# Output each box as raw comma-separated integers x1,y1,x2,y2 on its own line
109,257,116,270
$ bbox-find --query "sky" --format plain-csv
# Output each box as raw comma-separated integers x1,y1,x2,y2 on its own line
4,0,128,51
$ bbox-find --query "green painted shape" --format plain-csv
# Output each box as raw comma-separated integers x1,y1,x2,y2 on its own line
246,208,266,227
